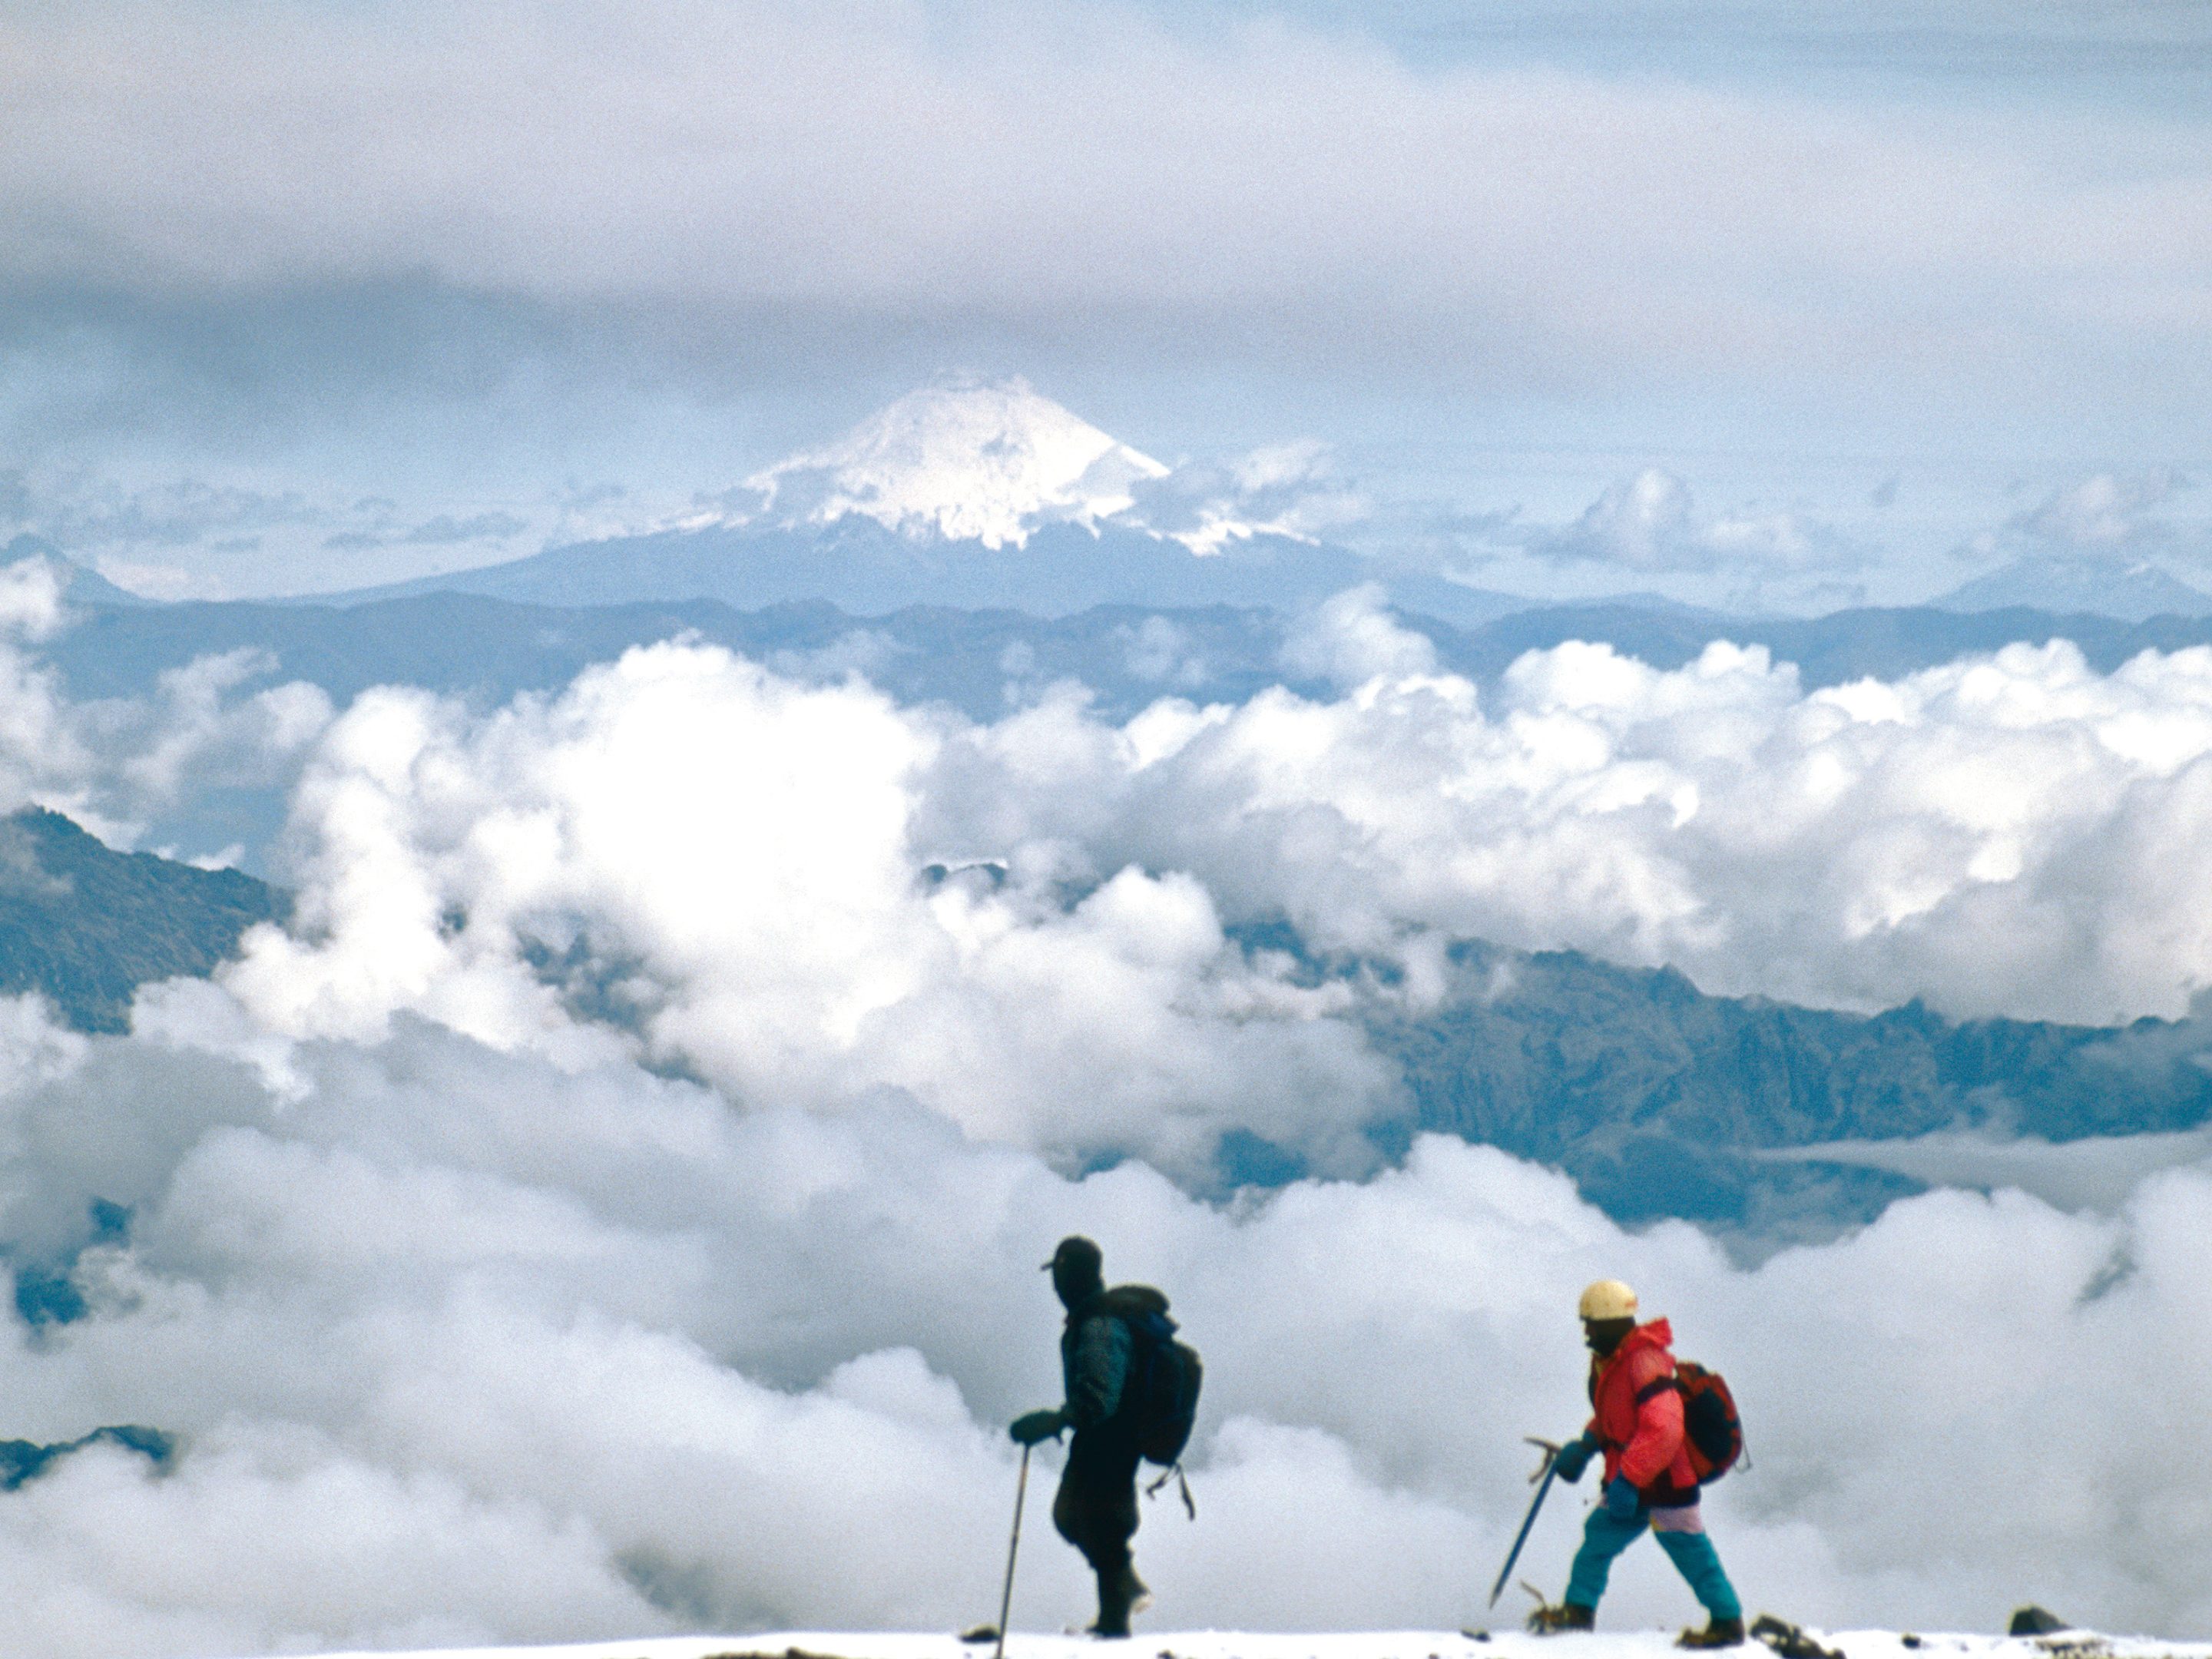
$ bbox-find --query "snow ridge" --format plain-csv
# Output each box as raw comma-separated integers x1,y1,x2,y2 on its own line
289,1629,2210,1659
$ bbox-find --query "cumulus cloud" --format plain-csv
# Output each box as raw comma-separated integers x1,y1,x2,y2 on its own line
0,564,329,849
2015,472,2188,552
1278,585,1439,687
1128,441,1368,557
1954,472,2206,569
1113,616,1213,689
182,606,2212,1197
0,988,2204,1651
1518,470,1867,579
1932,475,2212,619
220,644,1391,1181
4,601,2212,1645
916,615,2212,1027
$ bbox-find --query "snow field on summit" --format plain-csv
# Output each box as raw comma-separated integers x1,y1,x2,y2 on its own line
268,1631,2212,1659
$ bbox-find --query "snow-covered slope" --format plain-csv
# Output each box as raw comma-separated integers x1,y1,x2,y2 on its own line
306,379,1527,618
739,379,1171,549
286,1630,2204,1659
1934,555,2212,621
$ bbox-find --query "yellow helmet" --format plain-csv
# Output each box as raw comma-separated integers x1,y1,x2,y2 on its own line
1578,1279,1638,1321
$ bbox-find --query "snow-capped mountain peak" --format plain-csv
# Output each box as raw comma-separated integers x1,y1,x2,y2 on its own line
742,378,1170,549
1933,551,2212,622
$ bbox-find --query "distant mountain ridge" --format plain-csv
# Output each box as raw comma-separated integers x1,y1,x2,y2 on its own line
46,591,2212,725
283,381,2212,628
24,382,2212,631
1358,939,2212,1238
1935,552,2212,621
298,379,1526,624
314,516,1527,626
3,535,152,608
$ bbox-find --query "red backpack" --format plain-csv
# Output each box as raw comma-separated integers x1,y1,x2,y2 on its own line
1676,1361,1746,1482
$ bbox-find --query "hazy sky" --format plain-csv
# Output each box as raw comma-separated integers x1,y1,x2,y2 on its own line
2,0,2209,602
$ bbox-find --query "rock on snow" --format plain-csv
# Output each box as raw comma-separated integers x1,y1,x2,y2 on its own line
283,1628,2212,1659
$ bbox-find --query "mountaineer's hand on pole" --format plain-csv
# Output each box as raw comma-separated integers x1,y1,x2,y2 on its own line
1551,1432,1598,1483
1010,1408,1068,1445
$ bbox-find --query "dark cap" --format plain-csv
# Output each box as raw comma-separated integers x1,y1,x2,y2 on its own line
1042,1235,1103,1278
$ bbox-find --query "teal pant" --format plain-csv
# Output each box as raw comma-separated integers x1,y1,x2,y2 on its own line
1564,1504,1741,1621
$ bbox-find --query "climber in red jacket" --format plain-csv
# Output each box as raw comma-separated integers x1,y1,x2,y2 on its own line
1529,1279,1743,1647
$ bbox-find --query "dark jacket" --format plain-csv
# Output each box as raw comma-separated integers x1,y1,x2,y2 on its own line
1060,1285,1168,1431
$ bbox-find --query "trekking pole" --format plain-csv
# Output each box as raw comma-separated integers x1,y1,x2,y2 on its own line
1487,1437,1562,1609
992,1445,1031,1659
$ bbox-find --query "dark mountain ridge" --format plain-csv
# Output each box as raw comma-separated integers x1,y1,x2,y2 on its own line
1356,940,2209,1233
0,809,284,1031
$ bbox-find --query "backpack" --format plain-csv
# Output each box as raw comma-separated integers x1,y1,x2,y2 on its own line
1095,1285,1204,1467
1675,1360,1745,1482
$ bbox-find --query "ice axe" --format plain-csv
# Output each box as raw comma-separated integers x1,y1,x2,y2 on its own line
990,1443,1032,1659
1486,1436,1562,1609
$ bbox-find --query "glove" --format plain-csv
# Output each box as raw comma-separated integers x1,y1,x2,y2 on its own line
1603,1474,1641,1521
1010,1408,1068,1445
1551,1433,1598,1484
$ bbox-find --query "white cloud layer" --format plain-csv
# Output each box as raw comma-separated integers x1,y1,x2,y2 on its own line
6,594,2212,1644
208,595,2212,1159
4,0,2209,406
1522,471,1866,578
0,990,2207,1654
0,558,329,849
1953,473,2208,572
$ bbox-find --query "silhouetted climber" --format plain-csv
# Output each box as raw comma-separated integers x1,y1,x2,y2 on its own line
1529,1279,1745,1648
1010,1237,1165,1639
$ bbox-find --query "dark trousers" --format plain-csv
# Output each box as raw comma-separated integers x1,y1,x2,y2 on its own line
1052,1429,1142,1579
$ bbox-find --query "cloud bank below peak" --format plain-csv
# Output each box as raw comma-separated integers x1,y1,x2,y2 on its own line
190,590,2212,1192
1,581,2211,1641
10,992,2212,1647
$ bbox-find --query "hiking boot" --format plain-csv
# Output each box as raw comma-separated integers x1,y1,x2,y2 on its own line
1121,1565,1153,1617
1677,1618,1747,1649
1528,1603,1595,1635
1088,1565,1137,1639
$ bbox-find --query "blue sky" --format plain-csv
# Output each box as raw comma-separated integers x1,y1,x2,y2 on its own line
2,0,2208,604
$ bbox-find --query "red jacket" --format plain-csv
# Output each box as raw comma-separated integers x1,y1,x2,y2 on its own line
1585,1317,1698,1505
